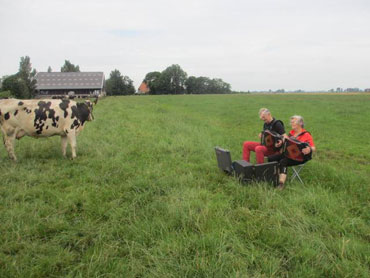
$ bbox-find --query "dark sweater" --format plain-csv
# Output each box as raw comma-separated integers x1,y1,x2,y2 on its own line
263,118,285,135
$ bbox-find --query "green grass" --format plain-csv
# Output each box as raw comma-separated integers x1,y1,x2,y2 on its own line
1,94,369,277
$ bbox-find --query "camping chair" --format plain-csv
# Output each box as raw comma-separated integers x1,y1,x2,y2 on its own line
290,164,305,184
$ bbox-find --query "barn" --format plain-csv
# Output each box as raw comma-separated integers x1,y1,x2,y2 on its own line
35,72,106,98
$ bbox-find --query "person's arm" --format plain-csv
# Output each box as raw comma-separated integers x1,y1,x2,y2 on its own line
274,121,286,136
302,145,315,154
275,122,286,146
259,123,266,138
302,145,316,154
302,134,315,154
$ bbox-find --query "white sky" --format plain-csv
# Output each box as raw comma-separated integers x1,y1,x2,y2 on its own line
1,0,370,91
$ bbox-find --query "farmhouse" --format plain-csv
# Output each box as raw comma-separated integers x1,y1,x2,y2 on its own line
35,72,106,98
136,81,150,94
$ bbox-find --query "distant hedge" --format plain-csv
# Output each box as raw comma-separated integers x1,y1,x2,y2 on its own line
0,90,12,98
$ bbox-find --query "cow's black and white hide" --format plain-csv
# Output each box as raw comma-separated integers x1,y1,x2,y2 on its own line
0,99,94,161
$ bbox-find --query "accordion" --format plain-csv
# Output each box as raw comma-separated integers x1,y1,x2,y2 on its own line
283,137,312,162
261,130,283,151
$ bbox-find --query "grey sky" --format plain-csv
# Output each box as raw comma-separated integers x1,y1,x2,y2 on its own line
1,0,369,91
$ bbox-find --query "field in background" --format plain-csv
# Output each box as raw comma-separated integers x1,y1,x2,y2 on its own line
1,94,369,277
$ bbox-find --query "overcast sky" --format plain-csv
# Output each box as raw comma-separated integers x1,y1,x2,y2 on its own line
1,0,370,91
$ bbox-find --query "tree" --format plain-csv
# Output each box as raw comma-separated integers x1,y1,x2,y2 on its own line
144,71,161,94
2,74,29,99
105,69,135,95
18,56,37,98
208,78,231,94
186,76,231,94
185,76,197,94
186,76,215,94
105,70,122,95
122,75,135,95
158,64,187,94
47,66,52,72
143,65,231,94
10,56,38,98
61,60,80,72
0,56,37,99
0,75,7,90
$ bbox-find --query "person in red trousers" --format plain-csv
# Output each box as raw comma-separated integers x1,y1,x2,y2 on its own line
242,108,286,164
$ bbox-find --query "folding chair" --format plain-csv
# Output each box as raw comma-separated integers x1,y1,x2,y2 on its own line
290,164,305,184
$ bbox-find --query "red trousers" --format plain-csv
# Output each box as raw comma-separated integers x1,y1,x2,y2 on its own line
242,141,278,164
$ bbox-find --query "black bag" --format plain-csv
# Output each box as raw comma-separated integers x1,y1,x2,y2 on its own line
232,160,279,187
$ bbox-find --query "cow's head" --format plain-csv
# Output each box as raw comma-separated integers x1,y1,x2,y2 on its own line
84,100,94,121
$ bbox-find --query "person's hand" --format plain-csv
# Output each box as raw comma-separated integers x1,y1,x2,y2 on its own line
258,133,262,138
302,147,311,155
275,139,283,148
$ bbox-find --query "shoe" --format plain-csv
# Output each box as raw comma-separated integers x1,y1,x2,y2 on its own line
277,183,285,190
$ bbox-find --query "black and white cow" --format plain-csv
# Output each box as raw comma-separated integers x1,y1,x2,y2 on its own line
0,99,94,161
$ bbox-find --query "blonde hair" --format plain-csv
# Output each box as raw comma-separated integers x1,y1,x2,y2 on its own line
259,108,270,116
290,115,304,128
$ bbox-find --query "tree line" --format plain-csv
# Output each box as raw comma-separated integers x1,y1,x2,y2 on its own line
105,64,232,95
142,64,231,95
1,56,37,99
0,57,88,98
0,56,136,98
0,57,231,98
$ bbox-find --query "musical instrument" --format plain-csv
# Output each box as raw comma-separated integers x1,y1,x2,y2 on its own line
283,137,312,162
261,130,283,151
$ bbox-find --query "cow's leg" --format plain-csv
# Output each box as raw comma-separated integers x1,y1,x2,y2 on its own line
4,132,17,161
1,127,5,145
66,131,77,159
16,129,26,140
61,135,68,158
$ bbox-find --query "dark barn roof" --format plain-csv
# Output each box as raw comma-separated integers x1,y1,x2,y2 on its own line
35,72,104,90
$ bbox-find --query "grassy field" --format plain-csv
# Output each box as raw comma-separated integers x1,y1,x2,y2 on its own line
0,94,369,277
